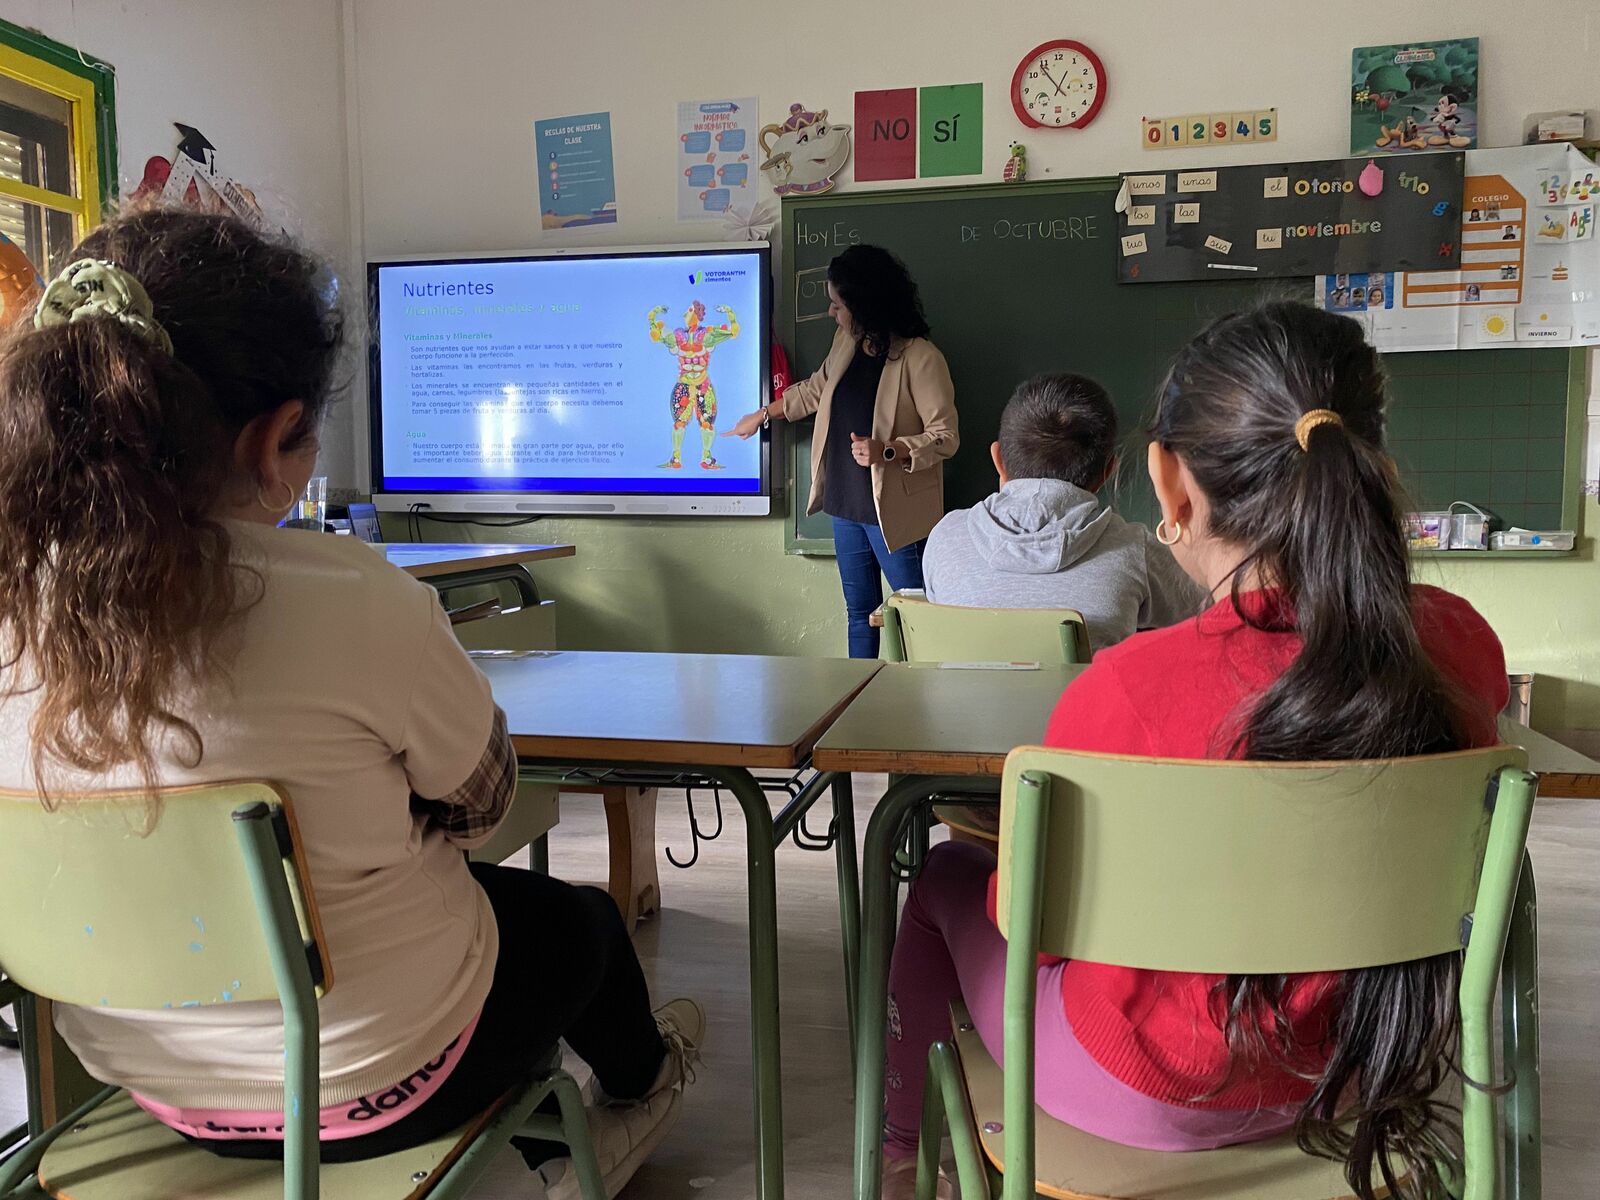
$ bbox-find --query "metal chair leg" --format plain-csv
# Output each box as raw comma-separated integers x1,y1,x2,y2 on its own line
925,1042,989,1200
854,776,989,1200
549,1071,607,1200
832,773,861,1061
1501,851,1541,1200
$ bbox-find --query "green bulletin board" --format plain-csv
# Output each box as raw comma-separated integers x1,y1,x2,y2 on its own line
777,177,1582,555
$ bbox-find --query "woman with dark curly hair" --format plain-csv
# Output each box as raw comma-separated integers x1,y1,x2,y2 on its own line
729,244,959,657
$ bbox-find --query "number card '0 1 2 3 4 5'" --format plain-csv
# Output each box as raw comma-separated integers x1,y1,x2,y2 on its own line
1143,110,1277,150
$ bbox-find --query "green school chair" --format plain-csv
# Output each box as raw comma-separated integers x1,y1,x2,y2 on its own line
915,745,1540,1200
875,593,1091,874
0,782,604,1200
878,594,1092,665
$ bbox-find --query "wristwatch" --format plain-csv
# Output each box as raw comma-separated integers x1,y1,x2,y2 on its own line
881,441,897,462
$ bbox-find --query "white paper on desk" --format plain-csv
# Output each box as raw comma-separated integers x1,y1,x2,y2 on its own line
467,649,561,659
935,661,1042,670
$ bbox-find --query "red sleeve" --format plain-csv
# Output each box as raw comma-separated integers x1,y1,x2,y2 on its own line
1044,657,1155,754
1010,658,1152,961
1413,587,1509,746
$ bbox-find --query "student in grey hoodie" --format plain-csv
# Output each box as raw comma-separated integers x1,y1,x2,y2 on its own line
922,374,1207,652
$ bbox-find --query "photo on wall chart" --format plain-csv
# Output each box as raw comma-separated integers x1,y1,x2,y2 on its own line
1351,38,1479,155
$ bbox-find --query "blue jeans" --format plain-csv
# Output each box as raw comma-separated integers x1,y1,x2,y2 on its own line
831,516,926,659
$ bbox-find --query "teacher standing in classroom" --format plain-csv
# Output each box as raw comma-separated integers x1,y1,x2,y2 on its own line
729,245,958,657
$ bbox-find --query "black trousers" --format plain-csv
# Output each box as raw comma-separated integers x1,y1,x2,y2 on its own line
188,862,666,1163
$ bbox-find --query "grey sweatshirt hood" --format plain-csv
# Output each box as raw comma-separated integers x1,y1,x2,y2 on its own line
965,478,1114,575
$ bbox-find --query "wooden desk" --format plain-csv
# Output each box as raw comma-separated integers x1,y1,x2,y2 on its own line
1500,717,1600,798
813,663,1083,777
484,651,880,769
379,542,575,579
392,542,572,652
481,650,880,1200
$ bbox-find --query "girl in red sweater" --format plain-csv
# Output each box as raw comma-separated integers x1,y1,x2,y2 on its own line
880,302,1507,1200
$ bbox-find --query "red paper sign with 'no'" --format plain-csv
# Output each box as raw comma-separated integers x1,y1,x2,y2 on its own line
855,89,917,182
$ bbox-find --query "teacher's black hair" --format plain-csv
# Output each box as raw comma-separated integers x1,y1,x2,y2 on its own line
826,244,930,358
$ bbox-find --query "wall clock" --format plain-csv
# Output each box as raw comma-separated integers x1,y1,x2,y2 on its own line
1012,39,1107,130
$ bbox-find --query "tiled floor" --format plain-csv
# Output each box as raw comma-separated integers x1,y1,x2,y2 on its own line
3,775,1597,1197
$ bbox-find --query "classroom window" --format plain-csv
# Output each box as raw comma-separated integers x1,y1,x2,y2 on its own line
0,19,116,324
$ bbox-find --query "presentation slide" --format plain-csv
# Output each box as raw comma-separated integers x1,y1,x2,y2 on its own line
375,251,765,494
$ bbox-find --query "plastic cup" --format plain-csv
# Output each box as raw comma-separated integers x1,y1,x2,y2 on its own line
298,476,327,527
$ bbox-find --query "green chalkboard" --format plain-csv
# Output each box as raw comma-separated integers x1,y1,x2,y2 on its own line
778,177,1581,554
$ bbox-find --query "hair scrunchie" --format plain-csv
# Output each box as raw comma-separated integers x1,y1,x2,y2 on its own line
32,258,174,355
1294,408,1343,452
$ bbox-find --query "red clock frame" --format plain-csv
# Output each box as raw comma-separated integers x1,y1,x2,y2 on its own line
1011,39,1108,130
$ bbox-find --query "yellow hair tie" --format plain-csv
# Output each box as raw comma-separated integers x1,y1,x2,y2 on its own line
1294,408,1343,452
32,258,174,355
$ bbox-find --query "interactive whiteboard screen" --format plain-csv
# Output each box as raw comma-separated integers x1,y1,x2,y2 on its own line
369,244,771,515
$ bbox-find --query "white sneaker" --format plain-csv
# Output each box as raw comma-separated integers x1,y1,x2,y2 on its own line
645,997,705,1096
537,1090,681,1200
538,999,706,1200
881,1155,954,1200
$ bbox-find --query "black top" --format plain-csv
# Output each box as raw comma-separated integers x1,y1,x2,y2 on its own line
822,346,888,525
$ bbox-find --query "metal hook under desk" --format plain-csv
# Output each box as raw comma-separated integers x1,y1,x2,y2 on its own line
666,783,725,869
891,802,934,882
792,805,837,852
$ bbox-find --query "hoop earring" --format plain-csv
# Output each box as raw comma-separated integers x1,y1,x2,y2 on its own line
1155,519,1182,546
256,479,295,513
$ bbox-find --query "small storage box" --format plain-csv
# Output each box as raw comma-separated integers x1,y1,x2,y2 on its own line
1405,512,1449,549
1445,502,1491,550
1489,529,1575,551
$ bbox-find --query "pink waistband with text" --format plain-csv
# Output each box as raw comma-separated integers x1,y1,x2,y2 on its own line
132,1012,480,1142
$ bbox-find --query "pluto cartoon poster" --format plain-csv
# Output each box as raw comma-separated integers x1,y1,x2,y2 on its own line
1351,39,1478,155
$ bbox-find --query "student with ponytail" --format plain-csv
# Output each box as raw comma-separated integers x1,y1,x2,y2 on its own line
0,208,699,1198
877,302,1507,1200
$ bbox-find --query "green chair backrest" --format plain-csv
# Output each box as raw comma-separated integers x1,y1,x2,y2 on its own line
993,745,1538,1198
881,594,1090,665
996,745,1529,972
0,782,330,1010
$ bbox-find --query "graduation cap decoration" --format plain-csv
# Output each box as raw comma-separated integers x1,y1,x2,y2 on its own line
173,123,216,170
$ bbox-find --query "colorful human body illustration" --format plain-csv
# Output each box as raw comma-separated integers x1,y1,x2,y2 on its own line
649,300,740,469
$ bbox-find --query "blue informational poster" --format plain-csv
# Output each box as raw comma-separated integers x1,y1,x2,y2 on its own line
535,112,617,231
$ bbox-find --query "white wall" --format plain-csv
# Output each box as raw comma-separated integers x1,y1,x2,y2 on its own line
6,0,359,485
350,0,1600,255
347,0,1600,483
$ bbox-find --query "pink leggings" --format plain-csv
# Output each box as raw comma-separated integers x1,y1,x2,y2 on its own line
882,840,1299,1159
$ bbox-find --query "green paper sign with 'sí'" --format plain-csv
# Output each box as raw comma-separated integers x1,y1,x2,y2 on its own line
920,83,982,177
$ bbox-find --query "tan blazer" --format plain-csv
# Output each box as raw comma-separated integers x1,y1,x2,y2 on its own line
783,329,959,552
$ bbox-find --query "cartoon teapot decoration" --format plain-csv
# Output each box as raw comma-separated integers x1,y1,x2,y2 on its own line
758,103,853,197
